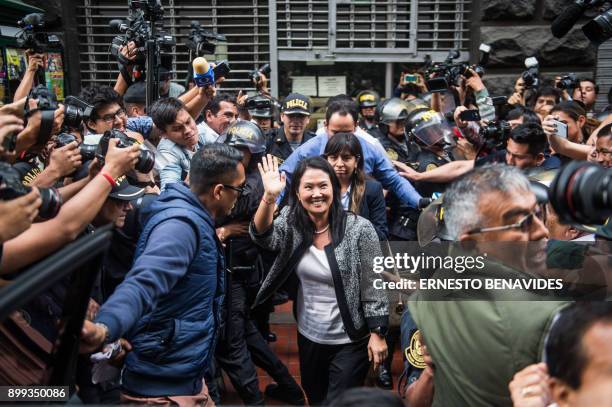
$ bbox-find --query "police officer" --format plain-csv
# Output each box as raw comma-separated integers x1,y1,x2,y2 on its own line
247,94,275,133
374,98,453,241
356,90,380,131
215,121,305,406
265,93,316,165
371,98,453,390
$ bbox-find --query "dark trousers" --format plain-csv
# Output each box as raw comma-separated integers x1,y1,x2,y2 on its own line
297,332,370,405
216,279,297,405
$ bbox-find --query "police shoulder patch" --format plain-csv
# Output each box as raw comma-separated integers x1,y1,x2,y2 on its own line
405,329,427,369
425,163,439,172
386,149,399,161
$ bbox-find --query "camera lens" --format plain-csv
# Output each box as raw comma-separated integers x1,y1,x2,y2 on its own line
37,187,62,219
80,143,98,161
550,161,612,225
55,133,78,148
136,149,155,173
63,105,83,129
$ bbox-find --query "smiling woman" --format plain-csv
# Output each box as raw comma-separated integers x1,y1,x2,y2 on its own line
251,154,389,405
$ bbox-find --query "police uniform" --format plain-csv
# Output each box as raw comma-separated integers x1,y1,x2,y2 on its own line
265,125,316,164
374,131,449,241
358,118,378,132
213,123,304,406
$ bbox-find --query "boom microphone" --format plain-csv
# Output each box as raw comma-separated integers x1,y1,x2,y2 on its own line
551,2,587,38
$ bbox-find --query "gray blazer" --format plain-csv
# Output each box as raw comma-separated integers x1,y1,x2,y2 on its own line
250,207,389,341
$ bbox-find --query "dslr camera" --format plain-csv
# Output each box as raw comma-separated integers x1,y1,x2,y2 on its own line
556,73,580,91
96,129,155,173
55,133,97,162
479,120,512,149
0,162,62,220
16,13,60,54
63,96,94,129
521,57,540,90
250,64,271,86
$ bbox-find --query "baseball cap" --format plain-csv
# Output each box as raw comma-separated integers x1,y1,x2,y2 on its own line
281,93,311,116
123,81,146,104
109,175,145,201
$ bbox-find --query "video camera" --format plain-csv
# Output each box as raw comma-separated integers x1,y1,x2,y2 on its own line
109,1,174,66
16,13,61,54
550,161,612,225
479,120,512,149
186,21,227,56
425,44,490,92
0,162,62,220
552,0,612,45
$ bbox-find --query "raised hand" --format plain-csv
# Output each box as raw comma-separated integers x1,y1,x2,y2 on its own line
257,154,286,199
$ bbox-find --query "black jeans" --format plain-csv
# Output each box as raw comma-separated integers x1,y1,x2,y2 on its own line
297,332,370,405
216,278,298,405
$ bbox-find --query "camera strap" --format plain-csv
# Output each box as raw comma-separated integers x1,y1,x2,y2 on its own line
37,110,55,146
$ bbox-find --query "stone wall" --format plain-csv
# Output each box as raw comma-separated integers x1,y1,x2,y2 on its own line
473,0,598,97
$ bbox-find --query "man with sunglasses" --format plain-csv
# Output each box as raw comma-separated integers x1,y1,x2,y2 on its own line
81,143,246,404
407,164,568,406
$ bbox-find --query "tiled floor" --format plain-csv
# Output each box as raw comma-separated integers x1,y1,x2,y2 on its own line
219,302,405,405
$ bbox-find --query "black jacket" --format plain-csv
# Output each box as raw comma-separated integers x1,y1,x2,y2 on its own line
265,126,316,164
355,179,388,240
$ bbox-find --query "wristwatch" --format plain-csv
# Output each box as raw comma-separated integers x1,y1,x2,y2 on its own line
370,326,388,338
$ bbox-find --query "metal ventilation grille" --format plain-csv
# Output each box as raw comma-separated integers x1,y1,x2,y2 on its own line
76,0,271,92
334,1,413,50
416,0,472,52
275,0,329,50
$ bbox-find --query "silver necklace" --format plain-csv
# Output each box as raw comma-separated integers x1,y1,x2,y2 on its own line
314,224,330,234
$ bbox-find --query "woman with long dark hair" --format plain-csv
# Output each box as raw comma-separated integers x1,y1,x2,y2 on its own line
323,132,388,240
250,154,389,405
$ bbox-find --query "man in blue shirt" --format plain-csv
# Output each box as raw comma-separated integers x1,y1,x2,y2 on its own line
81,143,246,404
279,100,422,208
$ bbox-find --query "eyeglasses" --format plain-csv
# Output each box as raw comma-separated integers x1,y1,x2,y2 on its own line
98,107,127,123
222,183,246,195
466,207,545,235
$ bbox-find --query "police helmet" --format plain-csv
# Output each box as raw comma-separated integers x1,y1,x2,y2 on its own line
217,120,266,154
377,97,410,124
357,90,380,109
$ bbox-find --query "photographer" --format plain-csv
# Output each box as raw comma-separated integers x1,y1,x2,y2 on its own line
0,139,139,274
531,86,561,122
159,67,186,99
572,78,598,115
0,96,65,157
12,50,46,102
80,86,136,138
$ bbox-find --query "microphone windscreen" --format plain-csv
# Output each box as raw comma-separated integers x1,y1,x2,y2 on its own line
193,57,210,75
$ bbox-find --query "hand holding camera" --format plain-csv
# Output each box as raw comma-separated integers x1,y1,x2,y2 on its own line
25,50,46,73
463,68,485,92
0,188,41,243
0,113,24,155
47,141,83,178
98,132,151,179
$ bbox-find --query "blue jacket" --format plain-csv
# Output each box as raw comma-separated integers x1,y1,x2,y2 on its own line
95,182,225,397
279,133,422,208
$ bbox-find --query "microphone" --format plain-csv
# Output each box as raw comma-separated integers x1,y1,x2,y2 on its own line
192,57,215,87
109,19,126,32
551,2,587,38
